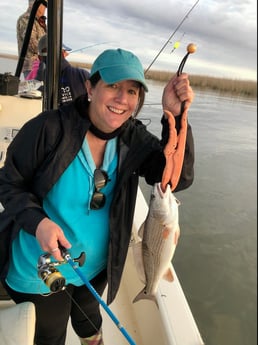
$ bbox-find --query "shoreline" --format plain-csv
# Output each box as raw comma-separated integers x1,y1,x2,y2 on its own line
1,53,256,98
0,53,18,60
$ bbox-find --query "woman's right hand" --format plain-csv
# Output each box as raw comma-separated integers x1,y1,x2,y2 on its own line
35,217,71,260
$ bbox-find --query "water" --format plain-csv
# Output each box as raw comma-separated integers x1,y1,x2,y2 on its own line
0,57,18,76
139,80,257,345
1,58,257,345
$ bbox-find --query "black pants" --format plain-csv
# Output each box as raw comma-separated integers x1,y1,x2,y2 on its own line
4,270,107,345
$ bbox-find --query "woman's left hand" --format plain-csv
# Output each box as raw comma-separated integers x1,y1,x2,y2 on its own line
162,73,194,116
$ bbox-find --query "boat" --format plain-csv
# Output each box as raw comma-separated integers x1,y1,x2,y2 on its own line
0,1,205,344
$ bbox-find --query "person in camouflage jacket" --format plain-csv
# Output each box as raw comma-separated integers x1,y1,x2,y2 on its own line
16,0,47,78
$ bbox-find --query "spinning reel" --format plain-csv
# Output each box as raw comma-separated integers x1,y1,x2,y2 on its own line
37,248,85,292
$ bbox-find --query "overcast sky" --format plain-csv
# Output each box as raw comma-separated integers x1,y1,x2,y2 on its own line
0,0,256,80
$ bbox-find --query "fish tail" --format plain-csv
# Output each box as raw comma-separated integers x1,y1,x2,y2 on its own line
132,288,158,308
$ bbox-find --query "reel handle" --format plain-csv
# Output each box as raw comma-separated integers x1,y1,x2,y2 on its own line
58,242,86,267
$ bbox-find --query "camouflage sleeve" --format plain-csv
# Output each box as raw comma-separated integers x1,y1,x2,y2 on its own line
16,15,29,54
29,20,45,56
16,13,46,71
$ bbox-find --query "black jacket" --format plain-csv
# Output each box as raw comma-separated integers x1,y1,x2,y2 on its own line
0,95,194,304
36,58,90,105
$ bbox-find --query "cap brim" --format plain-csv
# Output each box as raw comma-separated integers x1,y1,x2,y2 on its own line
99,66,148,92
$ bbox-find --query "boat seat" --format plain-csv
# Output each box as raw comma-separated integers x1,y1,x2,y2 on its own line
0,301,36,345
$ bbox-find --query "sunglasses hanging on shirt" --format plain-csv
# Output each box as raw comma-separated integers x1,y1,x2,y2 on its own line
90,169,109,210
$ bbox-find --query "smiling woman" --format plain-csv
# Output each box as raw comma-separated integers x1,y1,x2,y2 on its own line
0,1,203,344
85,49,147,137
0,1,256,344
0,41,196,344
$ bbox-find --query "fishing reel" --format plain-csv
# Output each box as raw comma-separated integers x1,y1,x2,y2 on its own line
37,248,86,293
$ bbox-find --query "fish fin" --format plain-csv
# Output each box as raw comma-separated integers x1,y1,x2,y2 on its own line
138,222,145,239
163,267,174,282
132,241,146,284
133,288,158,308
174,225,180,245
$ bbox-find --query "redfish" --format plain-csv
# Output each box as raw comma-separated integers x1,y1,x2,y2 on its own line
133,182,180,306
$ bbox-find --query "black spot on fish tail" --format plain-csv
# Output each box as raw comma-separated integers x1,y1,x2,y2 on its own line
132,287,159,308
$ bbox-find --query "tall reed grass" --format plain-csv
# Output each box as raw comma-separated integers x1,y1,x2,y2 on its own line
1,54,256,98
72,62,256,98
144,70,257,98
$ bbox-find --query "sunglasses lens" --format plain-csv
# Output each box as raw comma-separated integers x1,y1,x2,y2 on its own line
94,169,108,189
90,169,108,210
90,192,106,210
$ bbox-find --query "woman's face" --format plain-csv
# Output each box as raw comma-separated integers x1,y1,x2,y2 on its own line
86,79,140,133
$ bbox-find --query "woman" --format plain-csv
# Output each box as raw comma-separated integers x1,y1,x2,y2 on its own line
0,48,194,345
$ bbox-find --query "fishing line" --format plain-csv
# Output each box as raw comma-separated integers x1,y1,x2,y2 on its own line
61,248,137,345
144,0,200,75
64,288,99,333
37,277,96,334
70,42,112,54
37,247,136,344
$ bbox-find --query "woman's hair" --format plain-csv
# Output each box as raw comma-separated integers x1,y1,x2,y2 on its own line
89,72,145,117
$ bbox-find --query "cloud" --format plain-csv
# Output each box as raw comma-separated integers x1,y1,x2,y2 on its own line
62,0,257,79
0,0,256,80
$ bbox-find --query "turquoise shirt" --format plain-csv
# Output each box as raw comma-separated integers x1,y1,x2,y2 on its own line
6,138,118,294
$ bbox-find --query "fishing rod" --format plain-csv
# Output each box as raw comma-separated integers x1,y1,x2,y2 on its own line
139,42,197,124
170,32,185,53
37,247,136,345
144,0,200,75
70,42,112,54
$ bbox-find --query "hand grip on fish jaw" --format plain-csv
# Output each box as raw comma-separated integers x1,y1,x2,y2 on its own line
176,43,197,114
161,43,196,192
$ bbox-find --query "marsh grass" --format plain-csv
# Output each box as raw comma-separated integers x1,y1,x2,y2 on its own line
72,62,257,98
144,70,257,98
1,54,256,98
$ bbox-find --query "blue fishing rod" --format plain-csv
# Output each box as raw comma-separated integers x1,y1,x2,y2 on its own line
63,250,136,345
37,246,136,345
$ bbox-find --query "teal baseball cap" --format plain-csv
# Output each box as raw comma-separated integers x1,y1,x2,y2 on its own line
90,48,148,92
